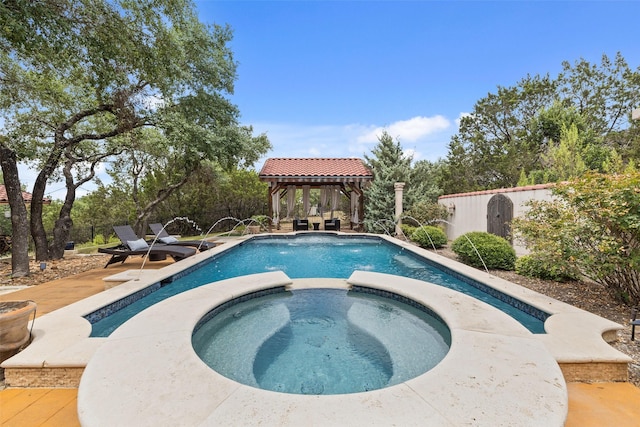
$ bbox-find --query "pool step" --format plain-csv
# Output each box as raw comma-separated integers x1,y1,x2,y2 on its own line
393,254,427,269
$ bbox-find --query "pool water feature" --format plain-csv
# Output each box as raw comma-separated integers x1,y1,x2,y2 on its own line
87,234,548,336
192,288,451,395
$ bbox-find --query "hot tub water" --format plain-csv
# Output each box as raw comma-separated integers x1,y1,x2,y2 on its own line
192,288,451,395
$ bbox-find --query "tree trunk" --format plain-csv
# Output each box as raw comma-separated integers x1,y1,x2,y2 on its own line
50,191,75,259
29,173,51,261
0,144,30,277
49,157,80,259
30,144,65,261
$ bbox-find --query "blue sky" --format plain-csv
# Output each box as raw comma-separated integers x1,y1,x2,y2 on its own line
31,0,640,198
195,0,640,169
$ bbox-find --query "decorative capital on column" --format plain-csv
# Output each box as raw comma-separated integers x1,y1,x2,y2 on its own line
394,182,405,190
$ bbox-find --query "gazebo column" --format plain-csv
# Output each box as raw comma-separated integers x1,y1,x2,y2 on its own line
302,185,310,219
267,185,273,231
268,184,282,231
348,184,365,232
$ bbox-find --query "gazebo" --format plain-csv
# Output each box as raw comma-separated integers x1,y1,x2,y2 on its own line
258,158,373,231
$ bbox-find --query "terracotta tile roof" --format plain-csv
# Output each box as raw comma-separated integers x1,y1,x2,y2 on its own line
259,158,373,179
0,184,47,204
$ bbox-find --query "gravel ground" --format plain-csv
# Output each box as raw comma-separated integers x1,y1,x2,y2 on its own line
0,255,107,287
1,250,638,386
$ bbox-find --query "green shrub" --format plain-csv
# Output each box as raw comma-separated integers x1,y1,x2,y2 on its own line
512,172,640,303
452,231,516,270
400,224,416,238
411,226,448,249
515,255,577,282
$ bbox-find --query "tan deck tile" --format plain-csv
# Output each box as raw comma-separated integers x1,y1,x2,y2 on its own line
0,258,174,317
0,388,52,423
38,390,80,427
0,387,30,405
0,388,77,427
566,382,640,427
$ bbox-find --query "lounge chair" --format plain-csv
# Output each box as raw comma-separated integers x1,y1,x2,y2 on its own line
148,223,216,251
293,219,309,231
98,225,196,268
324,218,340,231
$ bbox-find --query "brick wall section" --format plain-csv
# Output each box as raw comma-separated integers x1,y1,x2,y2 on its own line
4,367,84,388
559,362,629,383
3,362,629,388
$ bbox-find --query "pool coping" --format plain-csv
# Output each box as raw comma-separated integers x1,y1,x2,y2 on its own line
2,232,630,385
379,235,630,367
78,271,568,426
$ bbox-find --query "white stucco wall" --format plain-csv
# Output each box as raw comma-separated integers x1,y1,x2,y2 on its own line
438,184,555,255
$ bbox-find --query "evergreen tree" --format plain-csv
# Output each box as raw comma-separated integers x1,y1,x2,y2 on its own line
541,123,587,180
363,131,412,232
409,159,446,203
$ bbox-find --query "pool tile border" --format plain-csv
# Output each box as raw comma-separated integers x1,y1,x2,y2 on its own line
397,249,550,322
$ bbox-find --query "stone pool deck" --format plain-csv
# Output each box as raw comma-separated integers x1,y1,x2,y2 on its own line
1,241,640,425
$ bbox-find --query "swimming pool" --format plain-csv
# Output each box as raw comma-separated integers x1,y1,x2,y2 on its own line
86,233,548,336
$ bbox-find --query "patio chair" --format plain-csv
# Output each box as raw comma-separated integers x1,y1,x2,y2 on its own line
632,308,640,341
98,225,196,268
148,223,216,251
293,219,309,231
324,218,340,231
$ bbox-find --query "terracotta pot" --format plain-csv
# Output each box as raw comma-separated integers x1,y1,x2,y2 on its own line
247,225,261,234
0,300,37,363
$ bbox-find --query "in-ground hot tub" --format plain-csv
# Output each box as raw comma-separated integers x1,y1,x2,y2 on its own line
192,287,451,395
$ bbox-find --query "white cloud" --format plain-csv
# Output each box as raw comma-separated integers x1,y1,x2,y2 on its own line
356,115,451,144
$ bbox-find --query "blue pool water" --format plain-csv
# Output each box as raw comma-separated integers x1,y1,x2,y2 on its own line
192,288,451,395
88,234,547,336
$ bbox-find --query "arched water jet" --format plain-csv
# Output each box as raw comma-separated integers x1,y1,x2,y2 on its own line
400,215,439,252
138,216,205,277
369,219,396,237
202,216,246,237
427,218,489,273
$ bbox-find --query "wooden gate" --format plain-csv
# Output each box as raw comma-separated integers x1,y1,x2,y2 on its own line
487,194,513,240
